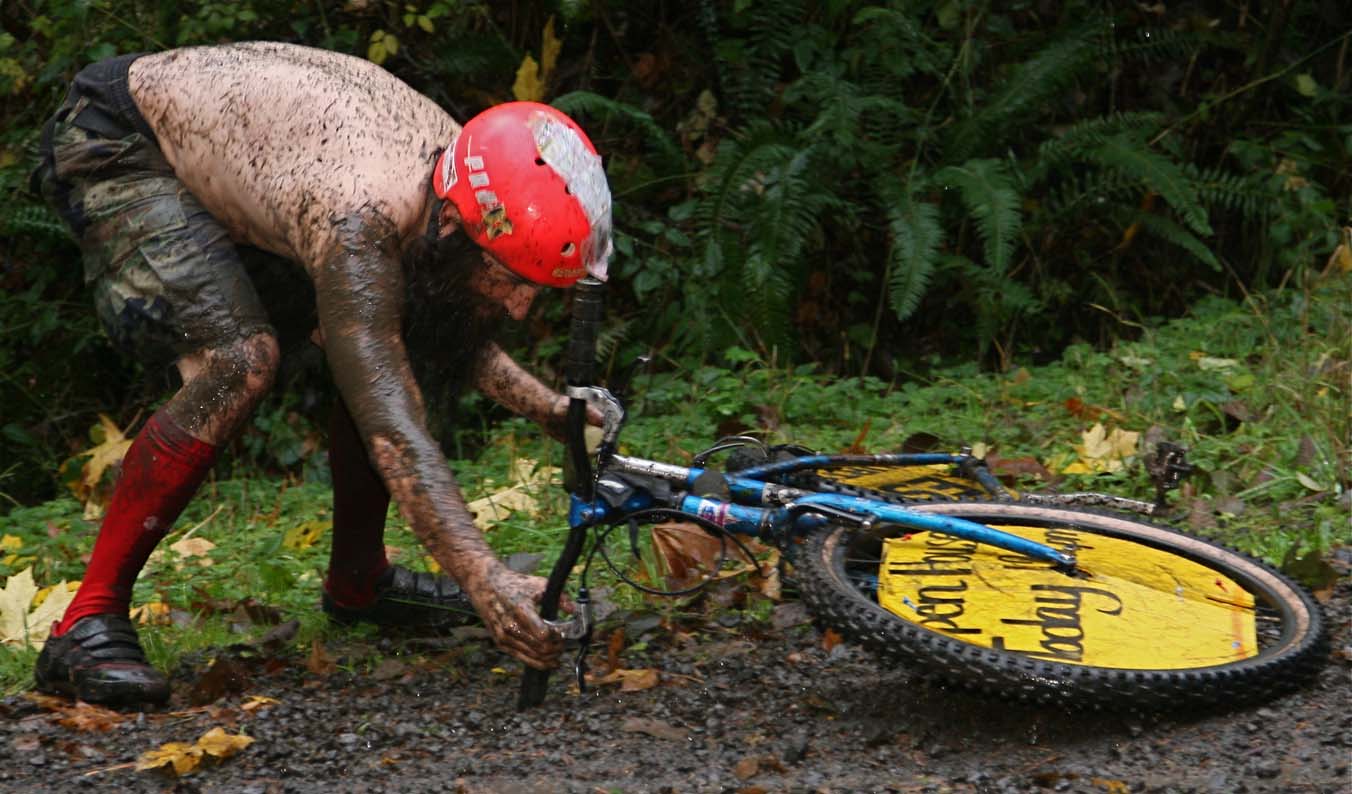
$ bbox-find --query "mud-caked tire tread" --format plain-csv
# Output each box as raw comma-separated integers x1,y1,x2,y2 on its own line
797,502,1328,711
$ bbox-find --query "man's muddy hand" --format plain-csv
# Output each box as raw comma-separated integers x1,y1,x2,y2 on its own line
465,565,570,670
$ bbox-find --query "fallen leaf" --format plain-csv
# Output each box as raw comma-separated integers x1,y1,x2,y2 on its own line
306,638,337,676
0,568,79,649
25,693,130,732
821,628,843,652
189,654,252,706
282,520,329,551
169,537,216,558
1061,423,1139,475
136,727,253,776
129,601,171,626
1092,778,1130,794
1196,355,1239,371
587,667,660,691
0,534,21,552
60,414,133,519
371,658,407,681
1064,397,1124,421
465,459,559,529
604,628,626,673
733,756,760,780
651,521,723,585
986,453,1053,482
241,695,278,713
620,717,687,741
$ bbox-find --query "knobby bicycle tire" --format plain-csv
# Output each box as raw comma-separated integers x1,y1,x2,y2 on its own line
797,501,1328,710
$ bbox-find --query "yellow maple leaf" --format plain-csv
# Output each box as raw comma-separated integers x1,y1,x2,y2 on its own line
1061,423,1139,474
465,459,559,529
0,535,22,552
512,54,544,103
62,414,133,520
511,16,562,102
130,601,172,626
0,568,80,649
282,520,330,550
137,741,201,776
136,727,254,776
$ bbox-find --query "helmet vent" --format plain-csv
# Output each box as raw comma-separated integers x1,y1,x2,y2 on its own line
535,157,546,166
561,242,577,257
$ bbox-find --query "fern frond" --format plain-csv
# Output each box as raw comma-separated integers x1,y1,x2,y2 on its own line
936,158,1023,274
1185,164,1272,220
1033,112,1167,179
1,204,68,241
1085,134,1212,236
1109,26,1205,63
719,0,805,117
693,121,801,274
596,317,633,362
945,19,1106,161
1042,169,1146,221
1133,212,1222,272
553,91,684,170
785,71,914,163
850,6,950,80
877,181,943,321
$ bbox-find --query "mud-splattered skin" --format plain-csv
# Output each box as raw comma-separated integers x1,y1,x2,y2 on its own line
131,43,565,669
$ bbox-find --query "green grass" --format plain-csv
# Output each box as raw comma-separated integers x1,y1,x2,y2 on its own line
1,276,1347,695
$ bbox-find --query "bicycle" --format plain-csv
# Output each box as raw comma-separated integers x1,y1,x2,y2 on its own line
517,278,1328,711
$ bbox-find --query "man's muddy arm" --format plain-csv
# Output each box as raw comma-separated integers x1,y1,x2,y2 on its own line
311,220,561,669
473,343,571,440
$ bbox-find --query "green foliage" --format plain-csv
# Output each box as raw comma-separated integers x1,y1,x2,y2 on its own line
1,0,1349,508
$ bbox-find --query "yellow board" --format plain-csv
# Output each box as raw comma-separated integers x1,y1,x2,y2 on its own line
817,464,995,501
878,524,1258,669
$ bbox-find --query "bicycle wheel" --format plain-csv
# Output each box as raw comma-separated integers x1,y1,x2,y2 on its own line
797,501,1327,710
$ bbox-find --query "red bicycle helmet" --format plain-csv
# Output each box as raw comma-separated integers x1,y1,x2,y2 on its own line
433,101,612,287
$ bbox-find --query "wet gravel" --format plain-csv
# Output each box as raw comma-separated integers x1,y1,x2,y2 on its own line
2,584,1348,794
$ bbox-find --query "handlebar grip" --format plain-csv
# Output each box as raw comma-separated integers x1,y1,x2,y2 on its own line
565,277,606,386
562,277,605,496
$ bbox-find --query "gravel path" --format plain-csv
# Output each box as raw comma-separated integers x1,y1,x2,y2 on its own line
3,583,1347,794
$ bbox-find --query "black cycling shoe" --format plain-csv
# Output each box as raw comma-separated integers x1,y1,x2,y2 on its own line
322,565,480,629
34,614,170,707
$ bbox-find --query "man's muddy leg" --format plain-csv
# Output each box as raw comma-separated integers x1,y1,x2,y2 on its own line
55,332,279,633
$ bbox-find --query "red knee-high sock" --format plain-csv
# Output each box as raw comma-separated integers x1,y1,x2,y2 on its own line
56,411,218,635
323,399,391,609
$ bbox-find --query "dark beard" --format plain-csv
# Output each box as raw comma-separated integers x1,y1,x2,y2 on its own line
400,228,505,442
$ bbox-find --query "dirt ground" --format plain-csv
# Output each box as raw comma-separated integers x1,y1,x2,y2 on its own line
2,581,1348,794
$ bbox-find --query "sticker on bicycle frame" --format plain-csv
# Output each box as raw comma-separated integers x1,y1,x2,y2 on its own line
878,525,1258,669
817,464,992,502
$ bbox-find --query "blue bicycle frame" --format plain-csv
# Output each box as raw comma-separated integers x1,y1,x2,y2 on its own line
568,453,1076,569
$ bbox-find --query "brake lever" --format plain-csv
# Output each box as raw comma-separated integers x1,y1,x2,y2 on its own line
565,385,625,448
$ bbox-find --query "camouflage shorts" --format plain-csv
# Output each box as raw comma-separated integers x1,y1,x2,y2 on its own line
35,107,276,365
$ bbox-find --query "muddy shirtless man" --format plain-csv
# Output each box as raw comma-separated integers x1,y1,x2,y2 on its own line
31,41,612,707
